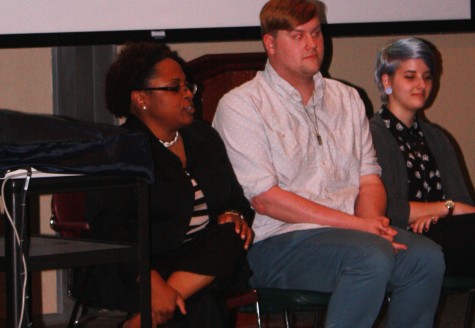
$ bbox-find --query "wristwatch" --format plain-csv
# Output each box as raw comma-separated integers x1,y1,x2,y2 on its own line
444,200,455,217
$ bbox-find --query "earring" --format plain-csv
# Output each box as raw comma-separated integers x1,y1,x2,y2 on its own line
142,105,148,111
384,86,392,95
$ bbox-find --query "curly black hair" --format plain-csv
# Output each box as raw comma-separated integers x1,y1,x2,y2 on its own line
105,41,177,118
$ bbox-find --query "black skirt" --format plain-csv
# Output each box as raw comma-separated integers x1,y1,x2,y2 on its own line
78,222,251,320
153,223,248,281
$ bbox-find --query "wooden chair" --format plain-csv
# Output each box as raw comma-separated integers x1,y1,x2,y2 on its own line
187,52,268,124
51,192,124,327
50,192,89,327
50,192,89,238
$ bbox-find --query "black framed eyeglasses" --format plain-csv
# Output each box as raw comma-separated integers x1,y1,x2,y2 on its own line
137,82,198,95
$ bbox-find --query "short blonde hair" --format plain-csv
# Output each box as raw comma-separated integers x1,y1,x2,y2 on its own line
260,0,326,36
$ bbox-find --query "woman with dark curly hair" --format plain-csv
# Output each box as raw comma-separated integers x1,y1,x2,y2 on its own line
85,41,254,328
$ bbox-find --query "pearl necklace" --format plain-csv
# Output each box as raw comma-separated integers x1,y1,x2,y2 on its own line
303,93,323,146
158,131,179,147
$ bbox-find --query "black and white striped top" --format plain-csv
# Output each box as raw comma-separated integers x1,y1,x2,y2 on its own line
184,171,210,242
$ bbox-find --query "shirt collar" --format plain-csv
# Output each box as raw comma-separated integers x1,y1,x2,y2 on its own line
379,105,422,137
263,60,325,107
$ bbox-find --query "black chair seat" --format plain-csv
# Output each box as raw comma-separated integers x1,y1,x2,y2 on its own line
239,288,331,313
442,275,475,292
235,288,331,328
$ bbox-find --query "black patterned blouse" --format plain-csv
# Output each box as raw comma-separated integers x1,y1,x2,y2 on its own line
379,106,445,202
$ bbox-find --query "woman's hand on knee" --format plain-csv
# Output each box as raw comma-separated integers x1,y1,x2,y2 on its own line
409,215,439,234
150,270,187,324
218,211,254,250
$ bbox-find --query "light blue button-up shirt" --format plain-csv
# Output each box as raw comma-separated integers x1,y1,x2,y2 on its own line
213,62,381,242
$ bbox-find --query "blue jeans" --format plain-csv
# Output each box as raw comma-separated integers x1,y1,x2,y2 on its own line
248,227,445,328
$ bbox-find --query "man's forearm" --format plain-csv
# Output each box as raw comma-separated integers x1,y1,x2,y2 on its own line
252,185,358,229
355,174,387,218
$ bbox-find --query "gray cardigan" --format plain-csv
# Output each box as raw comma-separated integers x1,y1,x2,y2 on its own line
370,112,474,228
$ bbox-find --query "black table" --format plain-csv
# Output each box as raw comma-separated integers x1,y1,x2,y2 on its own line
0,174,151,327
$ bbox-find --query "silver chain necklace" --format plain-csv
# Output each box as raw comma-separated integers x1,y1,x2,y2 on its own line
303,93,323,146
158,131,179,147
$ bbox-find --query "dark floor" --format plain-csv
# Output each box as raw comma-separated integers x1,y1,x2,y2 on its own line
25,291,475,328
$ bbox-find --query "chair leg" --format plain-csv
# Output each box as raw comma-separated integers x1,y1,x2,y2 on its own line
67,298,83,328
464,291,475,328
314,311,320,328
284,309,291,328
433,293,447,328
255,300,262,328
67,267,92,328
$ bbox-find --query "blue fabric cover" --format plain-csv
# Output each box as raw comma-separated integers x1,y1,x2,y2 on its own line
0,108,154,182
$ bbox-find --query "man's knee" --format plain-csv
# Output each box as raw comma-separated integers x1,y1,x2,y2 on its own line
354,236,396,277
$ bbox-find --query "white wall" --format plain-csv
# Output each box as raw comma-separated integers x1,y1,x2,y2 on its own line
0,48,52,114
1,0,469,35
0,47,57,316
